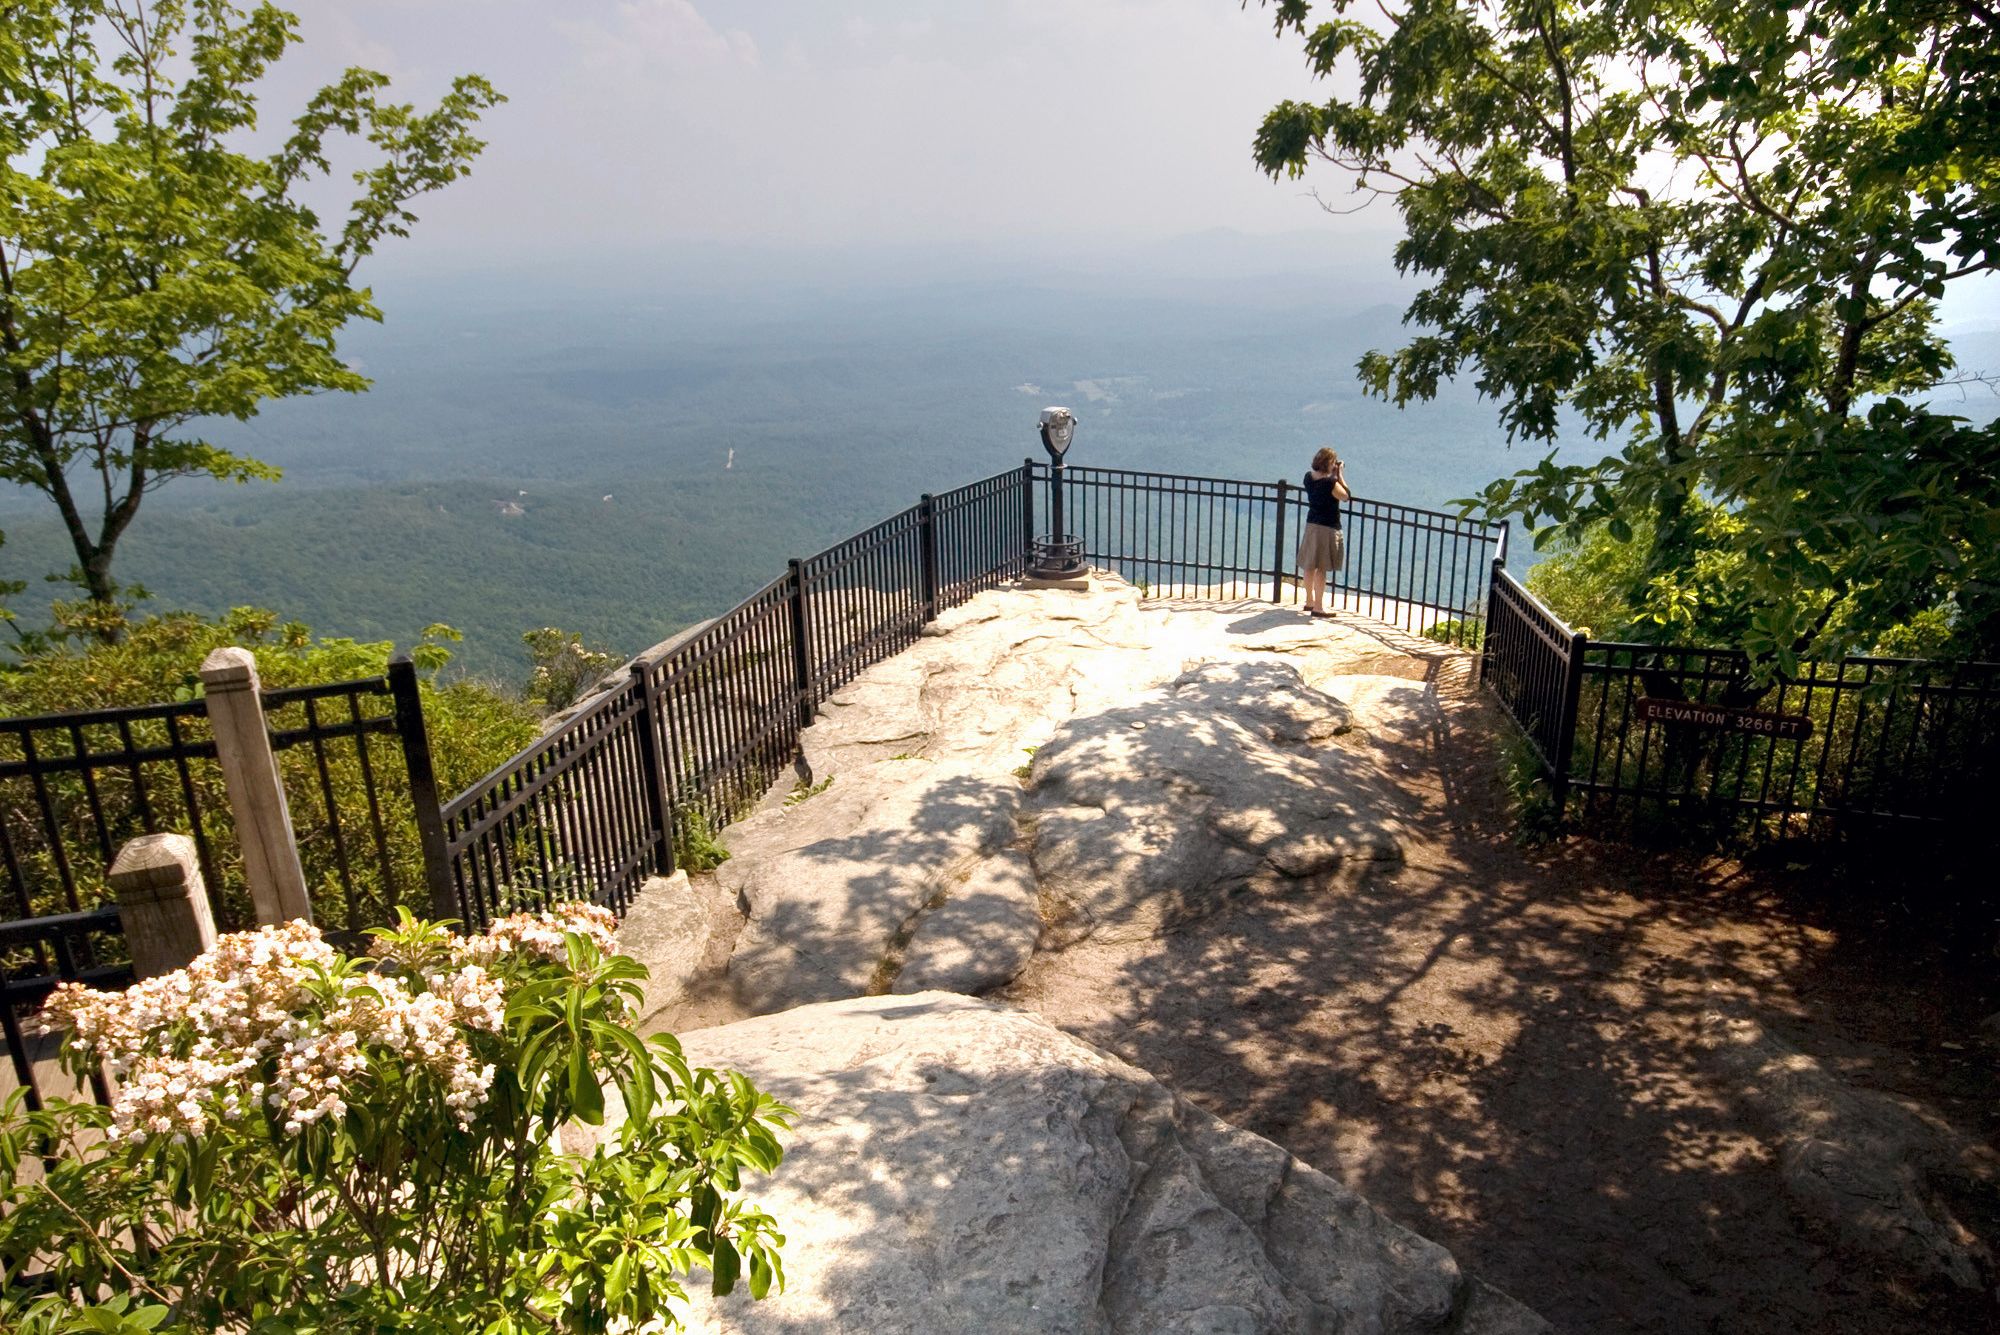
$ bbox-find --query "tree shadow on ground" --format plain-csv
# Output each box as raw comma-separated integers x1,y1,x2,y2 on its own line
989,662,2000,1334
683,599,1998,1333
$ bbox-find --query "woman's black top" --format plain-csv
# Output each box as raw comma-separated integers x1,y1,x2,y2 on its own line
1302,472,1341,528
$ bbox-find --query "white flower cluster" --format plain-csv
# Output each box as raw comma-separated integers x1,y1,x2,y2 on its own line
465,901,620,965
328,985,494,1131
48,921,337,1142
37,908,610,1145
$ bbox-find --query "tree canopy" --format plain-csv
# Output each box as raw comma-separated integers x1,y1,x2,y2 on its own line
1254,0,2000,667
1,0,500,625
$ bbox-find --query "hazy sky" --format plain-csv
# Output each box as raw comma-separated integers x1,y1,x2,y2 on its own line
271,0,1380,267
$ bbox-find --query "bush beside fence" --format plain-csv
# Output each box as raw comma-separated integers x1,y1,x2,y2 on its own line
1486,566,2000,844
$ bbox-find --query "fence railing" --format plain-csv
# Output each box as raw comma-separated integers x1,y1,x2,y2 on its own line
1485,566,2000,841
1,461,1503,938
433,467,1033,926
431,462,1509,925
0,906,126,1112
34,451,1985,946
1,670,435,937
1569,642,2000,837
799,504,930,705
1041,462,1503,647
1,698,222,925
1482,567,1587,804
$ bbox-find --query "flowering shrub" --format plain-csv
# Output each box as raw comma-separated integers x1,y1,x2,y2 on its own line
0,905,789,1333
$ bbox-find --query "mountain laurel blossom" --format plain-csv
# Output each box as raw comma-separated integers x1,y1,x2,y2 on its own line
40,903,614,1143
8,902,788,1333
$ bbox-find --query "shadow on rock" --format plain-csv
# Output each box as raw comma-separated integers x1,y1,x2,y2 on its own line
1027,659,1415,942
678,993,1547,1335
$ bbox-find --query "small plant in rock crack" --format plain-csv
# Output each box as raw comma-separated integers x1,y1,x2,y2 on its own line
674,810,732,870
785,775,834,807
4,906,790,1333
1013,745,1040,781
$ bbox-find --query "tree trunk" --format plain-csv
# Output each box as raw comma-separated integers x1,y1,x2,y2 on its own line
82,548,117,610
1647,467,1696,579
73,543,126,644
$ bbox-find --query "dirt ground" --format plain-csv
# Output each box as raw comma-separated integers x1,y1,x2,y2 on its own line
998,675,2000,1335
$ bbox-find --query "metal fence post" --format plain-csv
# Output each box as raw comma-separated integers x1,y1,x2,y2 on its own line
1480,558,1503,688
1021,457,1036,570
787,558,816,728
1271,479,1291,603
200,647,312,925
387,656,460,924
918,492,940,621
627,655,676,876
109,833,218,979
1551,629,1590,818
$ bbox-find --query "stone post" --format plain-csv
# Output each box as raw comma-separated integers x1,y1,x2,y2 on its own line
200,646,312,924
109,833,218,979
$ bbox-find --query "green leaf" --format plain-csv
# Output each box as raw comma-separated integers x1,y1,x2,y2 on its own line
569,1045,605,1125
710,1237,741,1296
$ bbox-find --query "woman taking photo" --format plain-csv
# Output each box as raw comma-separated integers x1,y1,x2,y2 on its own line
1297,447,1350,618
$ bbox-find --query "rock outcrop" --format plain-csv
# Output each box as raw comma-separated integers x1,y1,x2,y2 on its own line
1026,660,1411,942
1701,1012,1999,1291
715,761,1022,1013
680,993,1547,1334
633,580,1458,1020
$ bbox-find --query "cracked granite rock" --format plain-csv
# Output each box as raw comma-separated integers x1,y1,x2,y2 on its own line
678,993,1547,1335
629,578,1460,1019
1026,661,1412,942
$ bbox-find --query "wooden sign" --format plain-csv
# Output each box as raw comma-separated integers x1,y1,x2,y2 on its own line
1636,696,1812,741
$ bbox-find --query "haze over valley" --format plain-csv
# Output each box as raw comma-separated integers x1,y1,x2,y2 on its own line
0,236,1566,676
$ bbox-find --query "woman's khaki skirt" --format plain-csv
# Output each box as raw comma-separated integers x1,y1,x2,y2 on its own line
1297,522,1345,572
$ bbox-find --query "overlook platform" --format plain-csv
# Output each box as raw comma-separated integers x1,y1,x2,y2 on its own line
621,573,1998,1335
630,573,1474,1028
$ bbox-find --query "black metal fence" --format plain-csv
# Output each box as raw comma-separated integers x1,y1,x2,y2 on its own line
1569,643,2000,838
1042,462,1502,647
431,462,1514,924
1482,566,1587,787
0,907,125,1112
1486,566,2000,842
433,467,1032,926
38,451,1985,956
1,670,435,936
1,698,223,926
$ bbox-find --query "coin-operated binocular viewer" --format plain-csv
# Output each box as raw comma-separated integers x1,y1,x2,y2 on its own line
1028,406,1085,580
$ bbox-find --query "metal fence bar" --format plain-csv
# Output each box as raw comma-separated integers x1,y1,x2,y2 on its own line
1,904,129,1112
1562,639,2000,838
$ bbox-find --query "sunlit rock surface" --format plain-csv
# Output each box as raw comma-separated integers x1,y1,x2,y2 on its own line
679,992,1547,1335
627,575,1465,1020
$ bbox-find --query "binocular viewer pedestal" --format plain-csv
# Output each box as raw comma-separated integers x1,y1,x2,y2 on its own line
1024,533,1088,588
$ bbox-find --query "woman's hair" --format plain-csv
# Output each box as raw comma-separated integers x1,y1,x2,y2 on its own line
1310,446,1337,474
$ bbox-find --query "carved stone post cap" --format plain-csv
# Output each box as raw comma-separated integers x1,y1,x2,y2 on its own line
198,645,261,691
